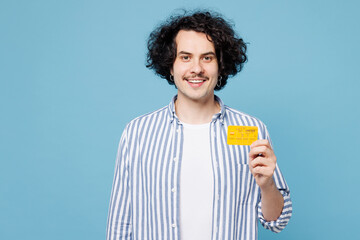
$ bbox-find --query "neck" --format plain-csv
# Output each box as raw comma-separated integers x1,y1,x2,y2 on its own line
175,94,220,124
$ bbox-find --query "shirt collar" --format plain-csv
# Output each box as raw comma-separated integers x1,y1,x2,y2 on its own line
167,95,226,124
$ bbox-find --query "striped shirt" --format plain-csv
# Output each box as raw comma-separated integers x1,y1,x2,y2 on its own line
106,95,292,240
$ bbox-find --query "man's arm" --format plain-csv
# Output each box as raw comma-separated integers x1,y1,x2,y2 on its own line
249,139,292,232
249,140,284,221
106,129,132,240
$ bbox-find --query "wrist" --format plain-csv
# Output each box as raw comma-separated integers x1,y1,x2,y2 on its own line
259,178,277,194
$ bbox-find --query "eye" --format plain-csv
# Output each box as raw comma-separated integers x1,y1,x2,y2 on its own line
180,55,190,61
203,56,214,62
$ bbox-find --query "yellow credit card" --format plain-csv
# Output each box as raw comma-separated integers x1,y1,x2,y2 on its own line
227,126,258,145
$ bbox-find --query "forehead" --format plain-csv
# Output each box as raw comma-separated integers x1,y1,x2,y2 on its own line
175,30,215,53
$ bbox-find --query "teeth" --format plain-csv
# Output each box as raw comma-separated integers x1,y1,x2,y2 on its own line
188,80,204,83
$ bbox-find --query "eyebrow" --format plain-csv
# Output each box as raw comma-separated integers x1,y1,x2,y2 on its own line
178,51,216,56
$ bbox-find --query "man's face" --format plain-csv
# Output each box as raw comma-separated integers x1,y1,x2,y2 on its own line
171,30,219,103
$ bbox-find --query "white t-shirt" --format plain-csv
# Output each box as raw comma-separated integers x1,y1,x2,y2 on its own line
180,122,213,240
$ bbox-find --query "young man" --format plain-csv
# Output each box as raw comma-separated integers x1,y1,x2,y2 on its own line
107,11,292,240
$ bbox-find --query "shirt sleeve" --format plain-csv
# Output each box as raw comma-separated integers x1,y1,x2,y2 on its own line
257,165,293,233
257,124,292,232
106,127,133,240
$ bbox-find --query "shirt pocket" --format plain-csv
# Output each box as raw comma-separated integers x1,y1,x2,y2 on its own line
236,163,258,205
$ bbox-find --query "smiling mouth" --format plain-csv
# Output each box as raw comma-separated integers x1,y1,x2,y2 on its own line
184,77,208,88
184,75,208,83
186,79,206,83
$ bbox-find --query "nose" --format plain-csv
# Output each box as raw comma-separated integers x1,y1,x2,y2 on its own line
190,60,204,74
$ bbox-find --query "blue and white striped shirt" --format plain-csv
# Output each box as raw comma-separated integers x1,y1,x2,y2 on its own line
106,96,292,240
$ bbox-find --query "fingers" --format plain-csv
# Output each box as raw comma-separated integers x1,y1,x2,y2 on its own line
250,157,275,172
250,156,266,168
249,157,276,187
251,165,274,176
248,140,277,188
248,139,276,179
250,139,271,149
249,146,270,159
249,140,273,159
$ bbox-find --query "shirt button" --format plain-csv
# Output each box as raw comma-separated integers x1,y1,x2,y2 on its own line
173,157,177,162
172,224,176,228
171,188,176,193
176,129,180,133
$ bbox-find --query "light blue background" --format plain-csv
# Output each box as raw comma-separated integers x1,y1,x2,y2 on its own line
1,0,359,239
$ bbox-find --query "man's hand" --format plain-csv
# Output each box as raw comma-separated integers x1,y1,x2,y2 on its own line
248,139,276,190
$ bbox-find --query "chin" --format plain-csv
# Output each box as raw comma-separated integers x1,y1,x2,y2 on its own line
181,91,214,102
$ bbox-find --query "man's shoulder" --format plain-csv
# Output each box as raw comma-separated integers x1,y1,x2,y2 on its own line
223,105,266,126
125,105,170,130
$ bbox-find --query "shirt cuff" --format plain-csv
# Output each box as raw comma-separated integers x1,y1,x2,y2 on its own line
257,189,292,233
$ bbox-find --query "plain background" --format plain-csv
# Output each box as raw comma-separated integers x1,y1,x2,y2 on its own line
1,0,359,239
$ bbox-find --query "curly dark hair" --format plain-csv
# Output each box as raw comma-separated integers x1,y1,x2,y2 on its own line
146,10,247,90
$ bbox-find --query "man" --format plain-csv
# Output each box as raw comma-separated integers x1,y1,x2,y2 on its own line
107,11,292,240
